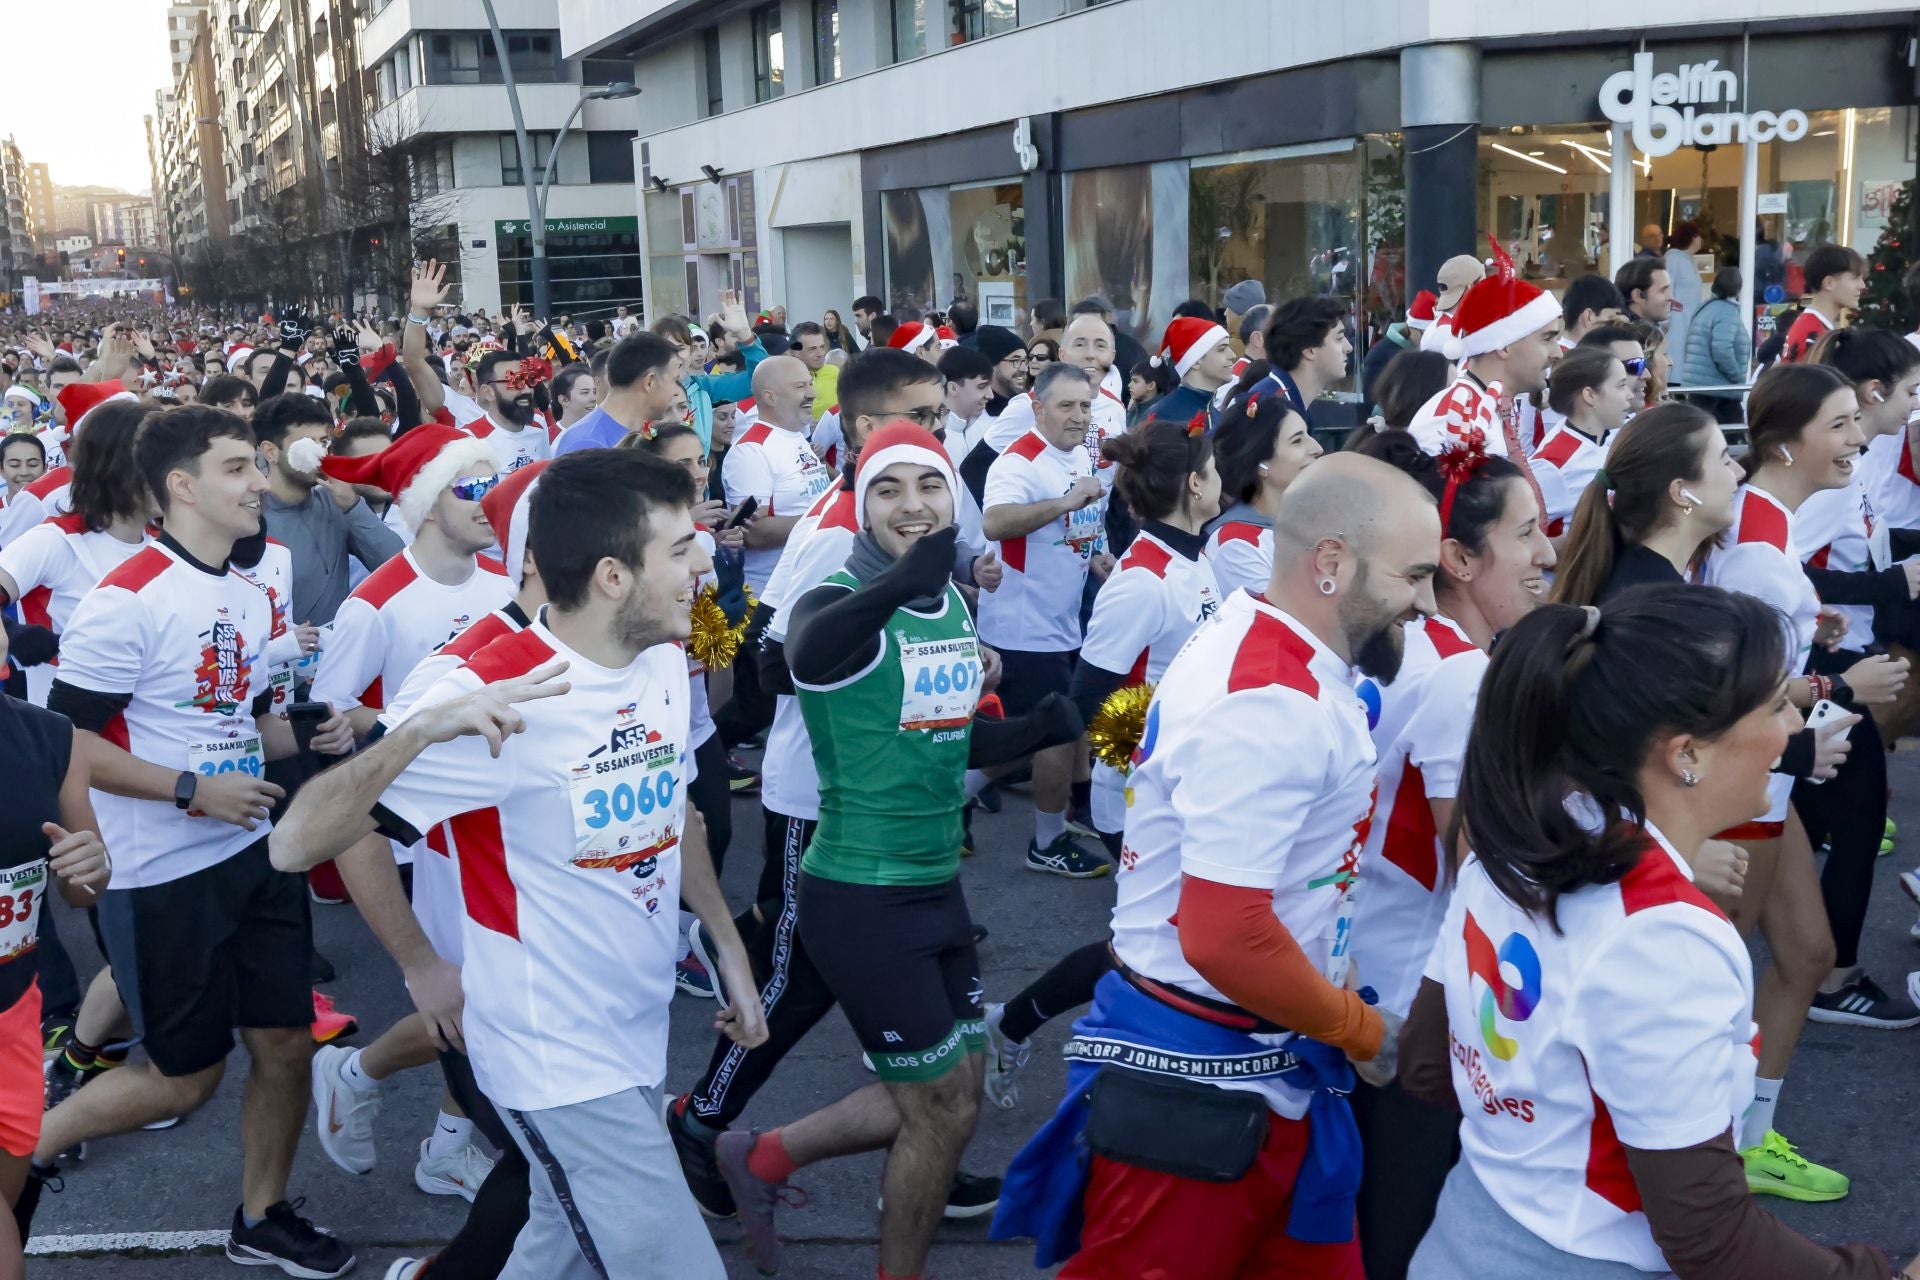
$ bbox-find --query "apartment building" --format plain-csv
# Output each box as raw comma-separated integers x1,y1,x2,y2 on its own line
0,138,27,300
361,0,648,314
558,0,1920,388
158,6,231,262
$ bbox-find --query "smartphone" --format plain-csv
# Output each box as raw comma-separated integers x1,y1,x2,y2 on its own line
287,700,330,756
1804,698,1853,786
723,496,759,530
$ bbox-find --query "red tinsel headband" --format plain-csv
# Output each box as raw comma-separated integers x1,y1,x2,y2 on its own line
1436,429,1493,537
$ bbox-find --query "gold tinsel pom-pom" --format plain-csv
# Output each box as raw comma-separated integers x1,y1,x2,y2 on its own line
1088,682,1155,773
688,583,756,670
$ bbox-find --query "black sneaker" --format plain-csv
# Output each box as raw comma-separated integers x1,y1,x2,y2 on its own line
878,1170,1003,1220
1025,834,1112,879
225,1198,355,1278
1807,972,1920,1029
44,1053,94,1110
16,1163,61,1241
667,1097,736,1218
727,755,761,794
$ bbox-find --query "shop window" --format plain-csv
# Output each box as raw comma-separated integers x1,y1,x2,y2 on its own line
892,0,927,63
587,132,635,185
1476,124,1619,288
752,4,784,103
1189,143,1362,315
1063,161,1190,345
952,0,1016,44
813,0,841,84
884,182,1027,319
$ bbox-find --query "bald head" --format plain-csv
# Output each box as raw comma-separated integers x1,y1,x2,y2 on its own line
1273,452,1436,558
752,354,816,429
1060,313,1116,380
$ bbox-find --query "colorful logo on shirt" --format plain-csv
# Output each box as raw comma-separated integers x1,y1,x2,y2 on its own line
1131,700,1162,769
1355,678,1383,731
181,619,255,714
1464,909,1541,1061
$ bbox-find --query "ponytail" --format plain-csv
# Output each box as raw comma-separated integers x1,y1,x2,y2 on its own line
1101,418,1214,521
1450,586,1785,929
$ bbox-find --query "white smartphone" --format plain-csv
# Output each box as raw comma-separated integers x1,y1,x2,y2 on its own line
1804,698,1853,785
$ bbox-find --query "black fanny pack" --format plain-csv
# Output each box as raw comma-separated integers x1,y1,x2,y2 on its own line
1083,1066,1268,1183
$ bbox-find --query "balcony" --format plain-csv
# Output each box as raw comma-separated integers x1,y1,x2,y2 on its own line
371,80,586,141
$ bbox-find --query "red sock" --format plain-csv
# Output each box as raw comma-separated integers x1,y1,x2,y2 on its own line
747,1128,800,1184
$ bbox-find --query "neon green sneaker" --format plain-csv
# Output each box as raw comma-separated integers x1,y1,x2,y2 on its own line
1881,817,1897,857
1742,1130,1850,1202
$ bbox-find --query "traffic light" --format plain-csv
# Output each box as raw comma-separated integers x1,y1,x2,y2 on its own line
138,257,147,267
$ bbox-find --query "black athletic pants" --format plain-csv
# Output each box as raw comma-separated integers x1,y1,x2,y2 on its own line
687,733,732,875
428,1048,532,1278
1353,1077,1462,1280
687,807,836,1127
714,612,777,747
1793,702,1887,971
998,939,1112,1044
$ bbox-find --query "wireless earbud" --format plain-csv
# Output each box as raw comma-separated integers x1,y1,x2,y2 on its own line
1680,489,1704,506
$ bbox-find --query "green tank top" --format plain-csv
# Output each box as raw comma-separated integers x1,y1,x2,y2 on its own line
796,569,982,886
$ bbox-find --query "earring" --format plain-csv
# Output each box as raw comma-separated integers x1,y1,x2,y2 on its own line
1317,578,1337,596
1681,502,1695,516
1680,769,1699,788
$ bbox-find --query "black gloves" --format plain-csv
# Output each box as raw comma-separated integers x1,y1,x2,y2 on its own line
8,623,59,667
876,526,959,603
277,309,309,348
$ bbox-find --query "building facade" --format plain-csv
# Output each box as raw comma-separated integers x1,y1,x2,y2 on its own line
560,0,1920,394
360,0,649,315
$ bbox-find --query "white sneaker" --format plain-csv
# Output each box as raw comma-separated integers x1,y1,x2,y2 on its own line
311,1044,380,1175
384,1260,428,1280
415,1137,494,1202
983,1002,1031,1111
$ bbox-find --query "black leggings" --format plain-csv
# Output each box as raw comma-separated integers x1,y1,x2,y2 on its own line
688,733,732,875
1792,702,1886,971
998,940,1112,1044
429,1048,532,1278
1353,1077,1461,1280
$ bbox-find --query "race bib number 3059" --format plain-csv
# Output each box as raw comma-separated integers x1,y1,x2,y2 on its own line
188,734,265,780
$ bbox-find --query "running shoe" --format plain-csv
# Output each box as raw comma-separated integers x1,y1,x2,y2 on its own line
1807,972,1920,1029
415,1137,494,1202
676,951,718,1000
310,990,358,1045
1742,1130,1850,1202
41,1020,70,1059
1025,834,1111,879
1065,805,1098,839
311,1045,380,1175
15,1164,60,1240
877,1170,1004,1219
982,1003,1031,1111
225,1198,356,1277
687,918,729,1007
975,781,1004,814
728,755,761,793
667,1097,736,1218
1881,817,1897,857
716,1130,807,1275
383,1261,429,1280
43,1051,98,1111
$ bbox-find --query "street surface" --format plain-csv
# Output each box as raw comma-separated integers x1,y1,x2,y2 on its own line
27,753,1920,1277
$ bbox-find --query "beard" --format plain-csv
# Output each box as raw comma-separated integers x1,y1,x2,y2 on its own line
497,394,536,427
613,582,684,654
1339,563,1409,683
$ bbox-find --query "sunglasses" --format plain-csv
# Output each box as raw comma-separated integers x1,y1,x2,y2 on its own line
879,405,943,427
449,473,503,503
1622,357,1649,377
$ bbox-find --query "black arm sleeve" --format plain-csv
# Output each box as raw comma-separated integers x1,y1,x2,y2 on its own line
786,582,896,685
1067,662,1129,727
46,680,132,734
966,694,1081,769
259,347,296,401
340,358,382,418
960,440,998,509
382,360,424,434
1802,564,1908,609
1890,527,1920,562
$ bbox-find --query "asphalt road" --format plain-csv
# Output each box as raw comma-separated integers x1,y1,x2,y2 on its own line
26,755,1920,1277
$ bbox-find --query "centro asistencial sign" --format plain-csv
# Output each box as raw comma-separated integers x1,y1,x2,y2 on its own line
1599,53,1809,157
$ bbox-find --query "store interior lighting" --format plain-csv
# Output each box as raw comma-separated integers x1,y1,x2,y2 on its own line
1491,142,1567,173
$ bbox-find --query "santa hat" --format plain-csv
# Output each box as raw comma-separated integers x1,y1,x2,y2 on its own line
853,421,957,530
1153,317,1230,379
887,322,937,355
1444,237,1559,361
319,423,498,534
936,326,958,350
57,381,137,435
5,385,40,406
1407,290,1439,331
225,342,255,371
480,459,547,589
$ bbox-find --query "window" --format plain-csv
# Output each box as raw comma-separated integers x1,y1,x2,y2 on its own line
581,56,630,91
702,28,723,117
892,0,926,61
813,0,840,84
587,132,635,184
499,132,555,186
425,30,560,84
953,0,1016,43
416,139,455,196
752,4,784,103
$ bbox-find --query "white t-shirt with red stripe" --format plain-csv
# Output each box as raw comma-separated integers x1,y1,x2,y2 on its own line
1860,429,1920,528
1203,518,1273,600
1795,475,1891,652
233,539,301,718
310,549,511,715
0,465,73,549
981,389,1124,494
759,479,858,821
377,620,694,1112
1,514,151,705
1349,614,1487,1018
1430,828,1757,1270
1529,425,1609,536
721,420,836,592
441,389,551,475
1701,485,1818,822
1111,591,1376,1117
55,541,274,887
979,429,1102,653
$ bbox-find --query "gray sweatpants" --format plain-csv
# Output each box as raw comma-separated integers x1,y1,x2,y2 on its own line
500,1083,726,1280
1411,1160,1672,1279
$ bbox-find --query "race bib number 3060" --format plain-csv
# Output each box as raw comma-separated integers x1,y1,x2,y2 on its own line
568,745,683,875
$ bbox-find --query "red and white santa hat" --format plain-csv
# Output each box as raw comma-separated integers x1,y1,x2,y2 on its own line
1443,276,1559,361
1153,316,1229,378
319,423,498,534
1407,290,1439,331
480,458,548,589
936,326,959,350
853,421,957,530
224,341,256,371
57,380,137,435
887,321,938,355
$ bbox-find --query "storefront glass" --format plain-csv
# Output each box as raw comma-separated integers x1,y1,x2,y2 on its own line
882,181,1026,320
496,216,643,318
1188,144,1362,313
1062,160,1188,344
1476,123,1617,286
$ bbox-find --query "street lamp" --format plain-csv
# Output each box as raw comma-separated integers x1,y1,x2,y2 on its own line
539,82,641,226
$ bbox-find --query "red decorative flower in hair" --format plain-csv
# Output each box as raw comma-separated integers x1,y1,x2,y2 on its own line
1187,408,1208,438
1436,429,1494,537
506,356,553,390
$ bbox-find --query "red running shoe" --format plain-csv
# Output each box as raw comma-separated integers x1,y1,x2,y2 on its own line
311,990,358,1044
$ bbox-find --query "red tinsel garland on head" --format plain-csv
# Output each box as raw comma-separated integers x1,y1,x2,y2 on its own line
1435,427,1493,537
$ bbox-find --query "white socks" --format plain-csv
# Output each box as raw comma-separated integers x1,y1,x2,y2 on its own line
1742,1076,1783,1150
340,1047,378,1092
425,1112,473,1160
1034,807,1067,849
964,770,991,802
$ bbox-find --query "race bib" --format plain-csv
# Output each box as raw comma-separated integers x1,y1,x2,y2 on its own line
0,860,45,964
188,733,265,780
802,463,835,501
269,668,294,716
898,637,981,731
1064,501,1103,555
294,623,330,679
568,739,683,877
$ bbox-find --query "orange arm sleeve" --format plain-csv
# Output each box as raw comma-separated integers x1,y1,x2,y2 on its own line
1176,873,1384,1061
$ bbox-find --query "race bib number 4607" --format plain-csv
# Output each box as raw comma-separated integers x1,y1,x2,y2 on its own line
898,637,981,731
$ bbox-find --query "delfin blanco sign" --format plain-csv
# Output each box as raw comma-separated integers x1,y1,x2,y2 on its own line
1600,53,1808,157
